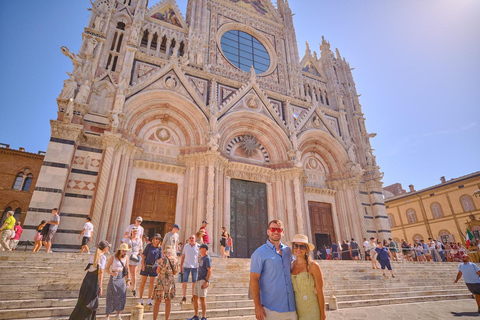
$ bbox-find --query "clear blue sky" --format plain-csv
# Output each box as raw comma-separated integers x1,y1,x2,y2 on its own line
0,1,479,191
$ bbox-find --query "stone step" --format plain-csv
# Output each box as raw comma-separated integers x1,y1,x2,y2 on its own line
9,293,472,320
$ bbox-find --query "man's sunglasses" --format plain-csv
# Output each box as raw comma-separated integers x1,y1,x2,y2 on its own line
269,227,283,233
292,243,307,250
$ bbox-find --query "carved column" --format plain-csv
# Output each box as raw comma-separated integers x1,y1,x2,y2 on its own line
146,33,154,55
266,182,274,223
91,133,122,243
224,176,231,235
292,169,306,234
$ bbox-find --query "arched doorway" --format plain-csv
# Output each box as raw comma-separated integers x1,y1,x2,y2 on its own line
130,179,177,240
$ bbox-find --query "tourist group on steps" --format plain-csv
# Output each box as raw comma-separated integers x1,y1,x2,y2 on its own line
3,209,480,318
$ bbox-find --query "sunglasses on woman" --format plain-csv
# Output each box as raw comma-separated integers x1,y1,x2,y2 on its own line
292,243,307,250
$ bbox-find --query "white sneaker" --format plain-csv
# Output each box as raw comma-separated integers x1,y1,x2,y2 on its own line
138,298,143,305
147,298,153,305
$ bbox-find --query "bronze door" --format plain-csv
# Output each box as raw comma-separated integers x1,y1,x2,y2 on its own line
308,201,335,249
230,179,268,258
131,179,177,239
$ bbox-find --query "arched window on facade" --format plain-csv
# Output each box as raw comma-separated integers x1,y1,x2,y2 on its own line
12,173,23,190
387,213,396,228
439,230,452,243
1,207,12,225
407,209,417,224
13,207,22,223
431,202,444,219
413,234,423,243
106,22,126,72
22,174,33,191
461,195,475,212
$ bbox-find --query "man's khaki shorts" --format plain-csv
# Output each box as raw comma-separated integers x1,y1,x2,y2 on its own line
193,279,208,298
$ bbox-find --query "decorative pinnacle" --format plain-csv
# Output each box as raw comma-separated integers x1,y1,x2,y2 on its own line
249,65,256,83
305,41,311,55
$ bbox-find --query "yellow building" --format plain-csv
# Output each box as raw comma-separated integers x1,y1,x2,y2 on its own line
384,172,480,245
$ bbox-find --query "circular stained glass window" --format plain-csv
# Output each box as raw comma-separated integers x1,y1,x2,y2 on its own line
220,30,270,74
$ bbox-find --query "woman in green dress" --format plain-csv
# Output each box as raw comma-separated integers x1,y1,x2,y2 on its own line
290,234,326,320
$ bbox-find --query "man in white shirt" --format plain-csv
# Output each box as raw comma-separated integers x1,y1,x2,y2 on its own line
124,216,144,248
162,223,181,253
79,217,93,253
363,238,369,261
180,235,200,304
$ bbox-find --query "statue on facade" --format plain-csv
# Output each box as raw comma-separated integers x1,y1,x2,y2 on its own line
64,98,75,123
59,74,77,100
84,38,98,58
93,13,105,32
75,80,91,104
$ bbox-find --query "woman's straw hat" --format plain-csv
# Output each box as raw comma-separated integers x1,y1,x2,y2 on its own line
117,243,131,251
289,234,315,251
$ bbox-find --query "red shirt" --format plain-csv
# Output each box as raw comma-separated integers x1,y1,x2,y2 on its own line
13,225,23,240
200,226,210,244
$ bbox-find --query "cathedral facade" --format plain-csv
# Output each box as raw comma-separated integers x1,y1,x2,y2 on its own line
22,0,390,256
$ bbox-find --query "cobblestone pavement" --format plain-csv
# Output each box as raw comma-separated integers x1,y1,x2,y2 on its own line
326,299,479,319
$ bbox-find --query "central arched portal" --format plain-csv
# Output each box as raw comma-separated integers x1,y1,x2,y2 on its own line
230,179,268,258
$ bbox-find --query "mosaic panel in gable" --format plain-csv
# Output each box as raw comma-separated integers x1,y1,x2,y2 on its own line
218,83,237,104
325,115,341,136
291,105,308,128
131,61,161,85
302,60,321,78
150,5,182,28
268,98,284,120
186,75,209,104
225,0,272,18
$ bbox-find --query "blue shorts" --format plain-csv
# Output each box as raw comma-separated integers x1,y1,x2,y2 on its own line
140,264,158,277
183,267,198,283
379,259,392,270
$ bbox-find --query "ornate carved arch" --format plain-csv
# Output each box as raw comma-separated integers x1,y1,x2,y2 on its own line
123,90,208,149
217,111,290,164
298,130,350,174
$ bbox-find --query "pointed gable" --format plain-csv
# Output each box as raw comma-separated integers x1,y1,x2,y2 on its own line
147,0,188,30
224,0,282,24
217,79,289,136
126,61,209,117
301,57,326,80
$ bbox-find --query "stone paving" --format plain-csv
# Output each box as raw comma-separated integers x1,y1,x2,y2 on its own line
327,299,480,320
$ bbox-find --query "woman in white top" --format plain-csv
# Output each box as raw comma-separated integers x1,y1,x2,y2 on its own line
69,240,111,320
124,227,142,297
105,243,131,320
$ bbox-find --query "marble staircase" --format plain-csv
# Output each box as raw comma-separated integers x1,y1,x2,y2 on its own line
0,252,472,320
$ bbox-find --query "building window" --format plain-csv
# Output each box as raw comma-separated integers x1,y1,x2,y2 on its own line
22,174,33,191
431,202,444,219
413,234,423,243
13,207,21,223
12,173,23,190
407,209,417,224
106,22,125,72
220,30,270,74
460,195,475,212
439,230,452,243
387,213,396,228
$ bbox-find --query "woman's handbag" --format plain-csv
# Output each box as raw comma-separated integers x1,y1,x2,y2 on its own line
119,259,128,278
130,254,140,263
145,264,155,273
86,294,99,311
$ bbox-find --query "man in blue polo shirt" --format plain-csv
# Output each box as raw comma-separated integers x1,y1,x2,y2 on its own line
250,219,296,320
455,254,480,314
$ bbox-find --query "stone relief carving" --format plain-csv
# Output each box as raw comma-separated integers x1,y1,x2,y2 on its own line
239,135,258,157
